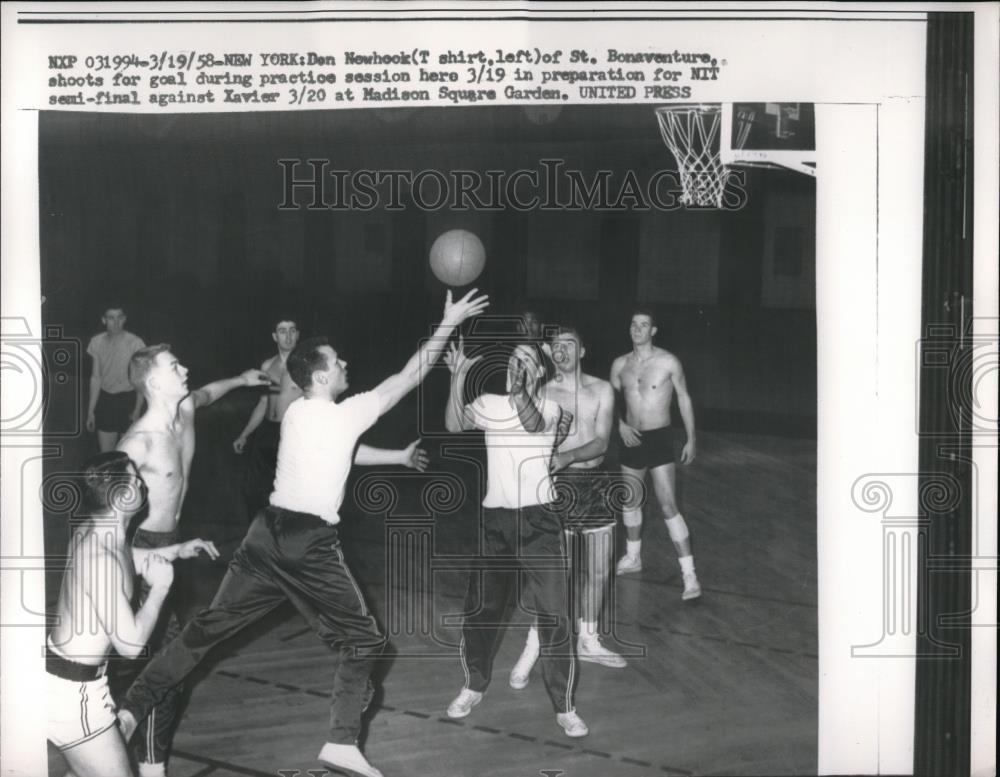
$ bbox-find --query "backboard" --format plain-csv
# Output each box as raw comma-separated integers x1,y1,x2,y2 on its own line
721,102,817,176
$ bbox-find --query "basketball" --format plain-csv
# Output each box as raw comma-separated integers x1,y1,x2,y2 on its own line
429,229,486,286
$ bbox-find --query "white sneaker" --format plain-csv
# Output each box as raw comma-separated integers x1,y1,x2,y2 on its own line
556,710,589,738
682,571,702,601
317,743,383,777
509,645,539,689
446,688,483,719
616,554,642,575
578,636,627,668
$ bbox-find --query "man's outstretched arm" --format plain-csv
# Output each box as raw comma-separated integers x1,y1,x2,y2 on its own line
355,441,429,471
190,369,273,410
374,289,489,415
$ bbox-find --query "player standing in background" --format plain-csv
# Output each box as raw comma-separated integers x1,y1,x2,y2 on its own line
233,317,302,518
86,304,145,452
610,309,701,600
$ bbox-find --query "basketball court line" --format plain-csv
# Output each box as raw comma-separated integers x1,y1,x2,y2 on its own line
194,668,695,776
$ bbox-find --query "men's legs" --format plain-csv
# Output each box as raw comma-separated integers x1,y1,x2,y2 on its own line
519,506,574,714
96,430,119,453
121,519,287,727
132,604,183,775
266,523,386,746
460,509,518,693
649,464,700,600
617,464,647,574
60,724,133,777
576,524,626,667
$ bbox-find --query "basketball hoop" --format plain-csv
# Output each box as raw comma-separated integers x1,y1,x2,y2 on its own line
655,104,755,207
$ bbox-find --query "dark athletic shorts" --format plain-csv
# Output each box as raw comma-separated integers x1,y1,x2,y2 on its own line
551,471,615,532
95,389,135,434
619,425,677,470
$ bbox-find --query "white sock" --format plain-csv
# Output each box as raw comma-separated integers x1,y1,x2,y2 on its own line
626,540,641,557
138,762,166,777
525,625,540,650
679,555,695,576
579,620,598,640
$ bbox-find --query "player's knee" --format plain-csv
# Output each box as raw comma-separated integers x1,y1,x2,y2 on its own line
622,511,643,529
659,499,679,519
664,515,689,543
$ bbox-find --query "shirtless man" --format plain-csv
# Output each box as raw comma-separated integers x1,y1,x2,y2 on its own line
46,451,214,776
508,326,625,690
116,345,270,777
610,309,701,600
233,318,301,516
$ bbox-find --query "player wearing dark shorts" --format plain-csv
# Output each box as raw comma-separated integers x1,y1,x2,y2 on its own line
86,305,145,452
95,389,139,434
617,425,677,470
610,309,700,600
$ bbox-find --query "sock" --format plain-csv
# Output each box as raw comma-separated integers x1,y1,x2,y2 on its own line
679,555,695,576
138,762,166,777
626,540,641,557
579,620,598,640
525,625,540,650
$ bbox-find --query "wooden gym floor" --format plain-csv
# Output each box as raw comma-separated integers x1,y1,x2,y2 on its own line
46,399,816,777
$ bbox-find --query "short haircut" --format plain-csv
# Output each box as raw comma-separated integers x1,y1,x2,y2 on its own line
128,343,171,392
550,325,584,348
80,451,133,515
273,316,298,331
632,307,657,328
102,304,126,317
287,336,330,391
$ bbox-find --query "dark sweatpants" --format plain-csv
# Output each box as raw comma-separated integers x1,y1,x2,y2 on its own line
460,504,576,713
121,527,184,766
122,507,384,744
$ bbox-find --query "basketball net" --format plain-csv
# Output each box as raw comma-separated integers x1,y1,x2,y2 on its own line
655,104,754,208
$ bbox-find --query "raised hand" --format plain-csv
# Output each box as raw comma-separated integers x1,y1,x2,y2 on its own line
444,336,482,376
442,288,490,326
403,439,430,472
177,539,220,560
619,420,642,448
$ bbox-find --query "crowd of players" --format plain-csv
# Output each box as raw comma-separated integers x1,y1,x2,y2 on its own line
47,292,699,777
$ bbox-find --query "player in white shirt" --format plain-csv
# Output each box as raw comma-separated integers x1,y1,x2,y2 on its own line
443,339,589,739
118,290,488,777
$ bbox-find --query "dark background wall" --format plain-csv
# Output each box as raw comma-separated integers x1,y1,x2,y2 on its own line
39,105,815,436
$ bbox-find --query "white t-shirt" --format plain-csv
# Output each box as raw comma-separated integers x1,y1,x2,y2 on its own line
469,393,560,509
269,391,382,523
87,331,145,393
